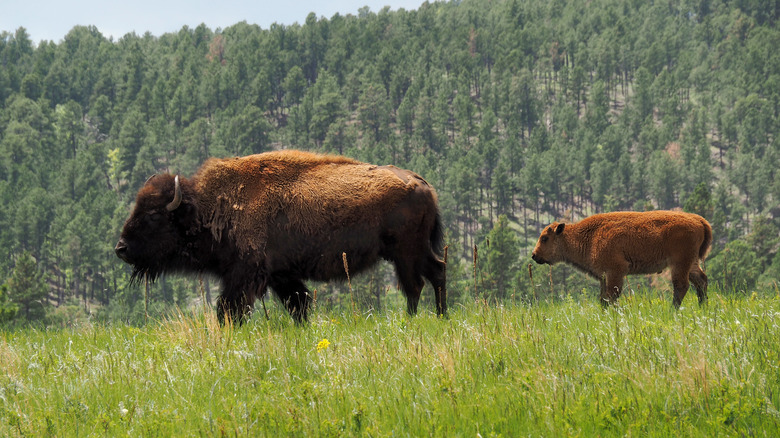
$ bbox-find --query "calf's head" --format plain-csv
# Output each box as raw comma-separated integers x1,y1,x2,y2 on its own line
115,175,198,282
531,222,565,265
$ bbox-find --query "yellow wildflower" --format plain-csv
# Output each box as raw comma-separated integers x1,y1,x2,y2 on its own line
317,338,331,352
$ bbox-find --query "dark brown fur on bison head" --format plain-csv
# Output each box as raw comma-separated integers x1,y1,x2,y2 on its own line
115,174,202,285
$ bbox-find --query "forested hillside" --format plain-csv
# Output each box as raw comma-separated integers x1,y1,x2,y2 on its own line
1,0,778,325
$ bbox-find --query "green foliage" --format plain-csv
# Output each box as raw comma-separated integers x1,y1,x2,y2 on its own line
480,215,520,300
0,284,18,325
1,0,779,325
683,182,714,221
758,251,780,290
6,252,48,322
707,240,761,293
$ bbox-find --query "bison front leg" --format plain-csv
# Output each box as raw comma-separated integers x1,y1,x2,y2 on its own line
216,292,255,326
269,276,312,323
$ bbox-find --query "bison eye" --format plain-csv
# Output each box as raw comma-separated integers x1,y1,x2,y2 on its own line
541,236,548,243
148,212,163,223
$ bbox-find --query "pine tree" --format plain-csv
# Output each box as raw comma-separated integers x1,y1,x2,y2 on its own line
481,215,520,300
7,252,49,322
0,283,19,325
683,182,714,220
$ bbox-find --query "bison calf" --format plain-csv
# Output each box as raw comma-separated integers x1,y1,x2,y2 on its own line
531,211,712,308
115,150,447,324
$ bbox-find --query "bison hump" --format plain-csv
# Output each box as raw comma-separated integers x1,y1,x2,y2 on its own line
193,152,423,256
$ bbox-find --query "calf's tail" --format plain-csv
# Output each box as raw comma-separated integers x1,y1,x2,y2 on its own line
699,219,713,260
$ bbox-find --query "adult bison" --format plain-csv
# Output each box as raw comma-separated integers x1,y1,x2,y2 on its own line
531,211,712,308
115,150,447,324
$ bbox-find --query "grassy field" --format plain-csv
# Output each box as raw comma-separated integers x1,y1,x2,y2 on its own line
1,290,779,437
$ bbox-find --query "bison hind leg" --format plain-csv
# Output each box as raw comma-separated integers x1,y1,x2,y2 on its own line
422,255,447,316
689,265,708,305
394,253,447,317
394,260,425,316
269,276,312,323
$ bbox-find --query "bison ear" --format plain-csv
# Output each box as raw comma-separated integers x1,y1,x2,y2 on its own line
555,223,565,234
173,200,198,231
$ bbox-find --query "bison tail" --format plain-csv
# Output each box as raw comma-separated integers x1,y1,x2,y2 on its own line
431,212,445,257
699,219,713,260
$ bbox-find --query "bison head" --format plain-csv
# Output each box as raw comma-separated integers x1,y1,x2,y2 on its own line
531,222,565,265
115,174,199,283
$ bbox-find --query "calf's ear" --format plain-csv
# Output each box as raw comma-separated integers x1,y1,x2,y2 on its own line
555,223,565,234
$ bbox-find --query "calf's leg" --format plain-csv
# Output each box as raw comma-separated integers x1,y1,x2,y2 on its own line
671,267,691,309
689,264,708,305
600,272,624,306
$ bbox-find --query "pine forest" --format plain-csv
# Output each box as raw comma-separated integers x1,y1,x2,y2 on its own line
1,0,779,326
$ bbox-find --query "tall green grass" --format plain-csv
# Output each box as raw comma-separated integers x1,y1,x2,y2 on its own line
1,290,779,436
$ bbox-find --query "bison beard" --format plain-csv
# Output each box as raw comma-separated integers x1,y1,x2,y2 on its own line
531,211,712,308
115,150,447,324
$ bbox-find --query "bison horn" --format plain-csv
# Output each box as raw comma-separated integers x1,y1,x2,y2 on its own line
166,175,182,211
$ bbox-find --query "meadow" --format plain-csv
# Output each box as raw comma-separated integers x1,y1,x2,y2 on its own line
1,289,779,437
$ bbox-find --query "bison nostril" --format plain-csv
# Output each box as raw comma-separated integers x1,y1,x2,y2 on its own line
115,240,128,259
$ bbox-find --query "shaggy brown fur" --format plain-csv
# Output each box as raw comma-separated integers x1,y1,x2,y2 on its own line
531,211,712,308
116,150,447,323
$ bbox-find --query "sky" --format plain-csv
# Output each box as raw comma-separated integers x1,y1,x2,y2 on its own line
2,0,428,45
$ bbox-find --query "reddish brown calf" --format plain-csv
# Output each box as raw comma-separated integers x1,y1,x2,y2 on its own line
531,211,712,308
